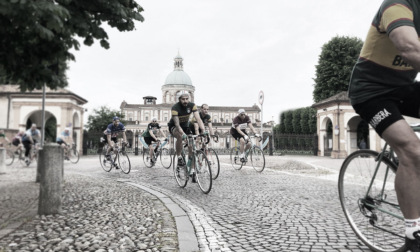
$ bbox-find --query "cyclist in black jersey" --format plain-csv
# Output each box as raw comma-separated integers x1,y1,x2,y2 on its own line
168,93,205,167
190,104,218,149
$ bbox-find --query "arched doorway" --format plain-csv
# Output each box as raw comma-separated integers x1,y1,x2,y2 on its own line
25,110,56,143
320,117,333,156
346,116,370,154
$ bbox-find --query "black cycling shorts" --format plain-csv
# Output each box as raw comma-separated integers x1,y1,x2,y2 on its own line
144,137,155,145
353,84,420,137
103,134,117,143
231,130,248,141
168,123,192,135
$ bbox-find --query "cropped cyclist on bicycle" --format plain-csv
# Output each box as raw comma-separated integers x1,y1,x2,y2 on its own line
103,116,127,164
230,109,259,163
56,127,73,159
168,93,205,168
348,1,420,250
142,117,167,166
21,124,41,165
190,104,217,149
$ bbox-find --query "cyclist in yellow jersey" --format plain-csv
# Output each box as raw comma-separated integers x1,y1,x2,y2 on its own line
348,0,420,249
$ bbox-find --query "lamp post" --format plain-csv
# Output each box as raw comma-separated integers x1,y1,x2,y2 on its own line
258,91,264,136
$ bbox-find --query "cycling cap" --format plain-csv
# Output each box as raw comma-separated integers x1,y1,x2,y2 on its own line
152,117,157,122
113,116,120,121
178,93,189,100
238,109,246,114
64,127,70,131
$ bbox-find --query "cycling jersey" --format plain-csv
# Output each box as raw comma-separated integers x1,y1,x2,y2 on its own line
349,0,420,105
103,122,126,137
191,112,211,124
142,123,161,138
56,130,70,142
22,129,41,142
168,102,197,128
230,115,251,135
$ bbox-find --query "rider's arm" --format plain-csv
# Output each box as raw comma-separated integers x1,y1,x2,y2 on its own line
389,26,420,71
122,131,127,143
235,126,246,137
107,134,112,145
193,111,205,132
248,122,258,135
193,123,199,135
207,122,214,136
173,115,184,134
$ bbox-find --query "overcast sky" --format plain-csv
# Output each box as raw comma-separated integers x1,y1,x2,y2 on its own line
67,0,384,124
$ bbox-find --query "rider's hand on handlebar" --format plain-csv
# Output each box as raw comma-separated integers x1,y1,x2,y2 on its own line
212,136,219,143
255,133,261,138
243,135,249,141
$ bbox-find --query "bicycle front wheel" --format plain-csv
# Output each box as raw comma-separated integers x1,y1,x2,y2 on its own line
68,149,80,164
6,149,14,166
99,147,112,172
338,150,405,252
195,150,212,194
206,148,220,179
230,147,243,170
160,148,172,169
118,152,131,174
143,148,153,168
250,146,265,172
173,154,188,188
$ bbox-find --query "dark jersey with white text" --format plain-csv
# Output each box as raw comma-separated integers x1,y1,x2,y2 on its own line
168,102,197,127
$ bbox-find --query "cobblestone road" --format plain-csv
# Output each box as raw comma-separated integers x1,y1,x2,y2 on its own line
84,154,372,252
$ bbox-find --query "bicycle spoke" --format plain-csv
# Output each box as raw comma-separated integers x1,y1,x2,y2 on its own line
250,146,265,172
338,150,405,252
118,152,131,174
195,151,212,194
173,154,188,188
230,146,243,170
99,147,112,172
207,148,220,179
160,148,172,169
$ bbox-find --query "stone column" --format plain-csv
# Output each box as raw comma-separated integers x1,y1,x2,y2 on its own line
38,143,63,215
0,148,5,173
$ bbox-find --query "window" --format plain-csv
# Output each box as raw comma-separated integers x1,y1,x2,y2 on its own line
145,116,148,121
226,119,229,123
213,118,217,123
164,117,167,121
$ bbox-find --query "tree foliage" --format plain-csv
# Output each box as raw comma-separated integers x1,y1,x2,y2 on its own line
312,36,363,103
278,107,317,135
86,106,125,132
292,109,302,134
0,0,144,91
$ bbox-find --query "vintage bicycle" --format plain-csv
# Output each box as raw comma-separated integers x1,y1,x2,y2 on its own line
63,143,80,164
173,133,212,194
19,142,40,166
230,135,265,172
141,137,172,169
99,142,131,174
337,127,420,252
200,135,220,180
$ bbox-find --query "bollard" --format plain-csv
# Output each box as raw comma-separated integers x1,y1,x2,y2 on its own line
38,143,63,215
0,148,5,174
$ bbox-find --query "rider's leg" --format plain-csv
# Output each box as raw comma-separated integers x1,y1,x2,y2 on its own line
239,138,245,156
149,145,154,161
382,120,420,239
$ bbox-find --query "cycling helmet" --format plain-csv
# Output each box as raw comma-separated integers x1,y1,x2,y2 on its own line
113,116,120,121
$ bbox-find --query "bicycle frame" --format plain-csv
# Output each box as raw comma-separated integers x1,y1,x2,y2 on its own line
363,143,403,221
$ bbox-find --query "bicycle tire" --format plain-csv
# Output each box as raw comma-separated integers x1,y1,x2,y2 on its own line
68,149,80,164
207,148,220,179
160,148,172,169
143,148,153,168
250,146,265,172
5,149,14,166
18,150,26,166
195,150,212,194
118,152,131,174
173,154,188,188
338,150,405,252
99,147,112,172
230,146,243,170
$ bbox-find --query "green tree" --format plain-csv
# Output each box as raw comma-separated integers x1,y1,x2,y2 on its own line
86,106,125,132
313,36,363,102
284,110,293,134
292,109,302,134
278,112,285,133
300,108,310,134
0,0,144,91
308,108,317,134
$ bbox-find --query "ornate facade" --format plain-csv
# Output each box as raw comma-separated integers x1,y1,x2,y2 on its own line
120,53,271,149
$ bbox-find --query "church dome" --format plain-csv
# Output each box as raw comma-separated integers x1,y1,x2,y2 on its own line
165,71,192,85
164,52,192,86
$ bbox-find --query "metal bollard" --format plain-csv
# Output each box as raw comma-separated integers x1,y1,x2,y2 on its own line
38,143,63,215
0,148,5,173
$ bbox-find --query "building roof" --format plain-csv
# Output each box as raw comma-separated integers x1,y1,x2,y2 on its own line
120,102,261,112
0,84,88,105
311,91,350,108
165,71,192,85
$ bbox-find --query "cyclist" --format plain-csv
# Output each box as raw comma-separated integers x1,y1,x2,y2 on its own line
168,93,205,170
348,1,420,250
21,124,41,165
142,118,167,166
230,109,259,162
0,129,10,147
190,104,217,148
103,116,127,164
11,130,24,155
56,128,73,159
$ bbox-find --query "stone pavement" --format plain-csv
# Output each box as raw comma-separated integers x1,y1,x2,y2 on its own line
0,154,372,251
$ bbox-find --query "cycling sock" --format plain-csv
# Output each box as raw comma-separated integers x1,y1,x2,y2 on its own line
177,155,182,159
406,218,420,239
240,153,244,158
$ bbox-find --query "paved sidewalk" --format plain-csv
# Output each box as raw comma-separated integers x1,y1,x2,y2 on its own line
0,161,180,252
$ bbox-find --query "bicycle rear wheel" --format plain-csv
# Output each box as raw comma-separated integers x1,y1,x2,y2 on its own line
230,146,243,170
160,148,172,169
173,154,188,188
143,148,153,168
338,150,405,252
195,150,212,194
118,152,131,174
6,149,14,166
68,149,80,164
206,148,220,179
99,147,112,172
250,146,265,172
